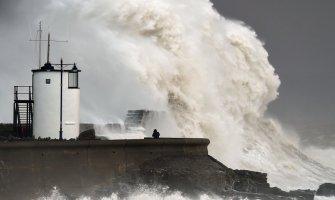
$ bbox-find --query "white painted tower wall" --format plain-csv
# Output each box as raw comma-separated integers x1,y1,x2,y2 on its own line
33,71,80,139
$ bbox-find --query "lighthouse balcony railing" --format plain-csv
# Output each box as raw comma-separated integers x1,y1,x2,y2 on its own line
14,86,33,102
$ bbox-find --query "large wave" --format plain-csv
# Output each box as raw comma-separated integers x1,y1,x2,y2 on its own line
41,0,335,190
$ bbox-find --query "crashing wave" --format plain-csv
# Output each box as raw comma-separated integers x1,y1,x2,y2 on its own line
41,0,335,190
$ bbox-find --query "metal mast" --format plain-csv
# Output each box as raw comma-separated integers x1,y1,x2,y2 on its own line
47,33,51,63
30,22,68,67
38,21,42,68
59,58,63,140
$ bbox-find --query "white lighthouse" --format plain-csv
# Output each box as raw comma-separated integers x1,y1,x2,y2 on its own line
11,23,82,139
32,62,81,139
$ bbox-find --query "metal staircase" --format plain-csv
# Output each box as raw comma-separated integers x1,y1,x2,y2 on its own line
13,86,34,138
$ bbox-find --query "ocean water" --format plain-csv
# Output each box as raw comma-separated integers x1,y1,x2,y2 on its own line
36,187,248,200
37,187,335,200
32,0,335,197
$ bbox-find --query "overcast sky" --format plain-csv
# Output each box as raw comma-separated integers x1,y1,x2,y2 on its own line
0,0,334,149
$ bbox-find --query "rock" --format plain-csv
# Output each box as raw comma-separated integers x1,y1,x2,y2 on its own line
126,155,314,199
287,189,315,199
232,169,269,193
37,137,51,141
77,129,96,140
316,183,335,197
96,136,108,140
0,136,8,140
0,124,15,137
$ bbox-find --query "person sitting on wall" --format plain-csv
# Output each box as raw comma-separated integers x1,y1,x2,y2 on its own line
152,129,160,139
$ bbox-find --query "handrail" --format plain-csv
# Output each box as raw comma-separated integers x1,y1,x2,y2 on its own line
14,86,33,101
13,86,34,137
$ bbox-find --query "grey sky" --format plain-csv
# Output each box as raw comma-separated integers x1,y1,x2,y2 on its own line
0,0,334,148
212,0,335,148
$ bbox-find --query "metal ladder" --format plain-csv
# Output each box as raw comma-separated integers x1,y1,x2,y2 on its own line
13,86,34,138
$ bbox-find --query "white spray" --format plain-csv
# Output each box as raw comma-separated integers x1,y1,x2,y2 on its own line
37,186,225,200
41,0,335,190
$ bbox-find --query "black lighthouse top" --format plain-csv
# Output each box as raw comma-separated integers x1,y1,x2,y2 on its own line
32,62,81,73
40,62,54,70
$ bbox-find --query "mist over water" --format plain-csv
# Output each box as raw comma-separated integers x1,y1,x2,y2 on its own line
25,0,335,192
37,186,224,200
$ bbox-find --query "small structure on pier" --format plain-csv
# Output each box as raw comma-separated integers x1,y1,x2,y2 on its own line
13,22,81,139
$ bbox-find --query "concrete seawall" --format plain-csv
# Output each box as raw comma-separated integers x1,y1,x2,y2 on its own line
0,138,209,199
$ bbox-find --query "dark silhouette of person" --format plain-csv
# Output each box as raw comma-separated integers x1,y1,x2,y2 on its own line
152,129,160,139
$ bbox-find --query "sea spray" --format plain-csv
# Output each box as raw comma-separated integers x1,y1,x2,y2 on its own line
36,186,233,200
40,0,335,190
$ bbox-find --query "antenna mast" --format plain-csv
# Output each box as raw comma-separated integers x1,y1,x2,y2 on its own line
30,22,68,68
38,21,42,68
47,33,50,64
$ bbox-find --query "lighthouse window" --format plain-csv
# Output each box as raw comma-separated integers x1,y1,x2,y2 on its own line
68,72,78,88
46,79,51,84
